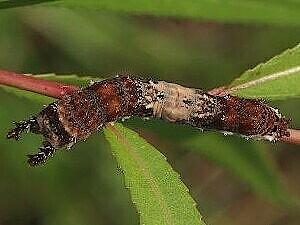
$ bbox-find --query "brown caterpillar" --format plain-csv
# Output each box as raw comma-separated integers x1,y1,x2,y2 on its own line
7,76,290,166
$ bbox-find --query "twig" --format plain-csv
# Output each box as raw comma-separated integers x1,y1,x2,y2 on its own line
280,129,300,145
0,70,78,99
207,86,228,96
0,69,299,145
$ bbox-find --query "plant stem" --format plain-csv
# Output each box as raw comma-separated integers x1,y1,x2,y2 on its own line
0,69,299,145
0,70,78,99
280,129,300,145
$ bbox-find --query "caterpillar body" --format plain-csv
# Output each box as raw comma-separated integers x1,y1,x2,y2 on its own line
7,76,290,166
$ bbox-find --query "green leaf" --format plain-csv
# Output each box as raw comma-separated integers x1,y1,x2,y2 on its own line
0,0,54,9
104,124,204,225
0,73,97,103
229,43,300,100
184,133,291,204
3,0,300,26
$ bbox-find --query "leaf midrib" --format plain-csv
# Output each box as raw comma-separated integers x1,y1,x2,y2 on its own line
108,126,174,225
230,65,300,93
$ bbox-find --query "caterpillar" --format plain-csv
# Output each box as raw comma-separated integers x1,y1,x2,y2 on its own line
7,76,290,166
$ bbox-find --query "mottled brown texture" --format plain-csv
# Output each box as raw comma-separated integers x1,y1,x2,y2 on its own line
7,75,290,166
57,91,102,142
195,95,290,140
56,77,143,144
141,81,289,141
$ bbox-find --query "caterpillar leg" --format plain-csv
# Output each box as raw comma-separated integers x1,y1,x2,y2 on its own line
7,117,40,140
27,141,56,167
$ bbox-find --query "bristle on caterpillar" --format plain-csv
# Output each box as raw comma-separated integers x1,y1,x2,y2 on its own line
7,76,290,166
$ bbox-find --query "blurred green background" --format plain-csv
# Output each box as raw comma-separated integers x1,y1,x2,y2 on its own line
0,4,300,225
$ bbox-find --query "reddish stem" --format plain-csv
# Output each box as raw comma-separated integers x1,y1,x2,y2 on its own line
0,70,78,99
0,69,299,145
280,129,300,145
207,86,228,96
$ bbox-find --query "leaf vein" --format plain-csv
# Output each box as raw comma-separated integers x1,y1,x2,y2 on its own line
230,65,300,92
108,126,174,225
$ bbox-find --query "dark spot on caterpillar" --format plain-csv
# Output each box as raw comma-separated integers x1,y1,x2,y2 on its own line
183,99,193,106
7,76,290,166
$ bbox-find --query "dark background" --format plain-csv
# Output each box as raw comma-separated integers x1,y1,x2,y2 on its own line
0,6,299,225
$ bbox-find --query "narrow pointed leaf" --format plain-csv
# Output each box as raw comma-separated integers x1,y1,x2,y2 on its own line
229,43,300,100
104,124,204,225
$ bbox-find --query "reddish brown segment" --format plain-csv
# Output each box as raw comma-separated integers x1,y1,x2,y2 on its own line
57,91,102,141
57,77,143,142
197,95,290,139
